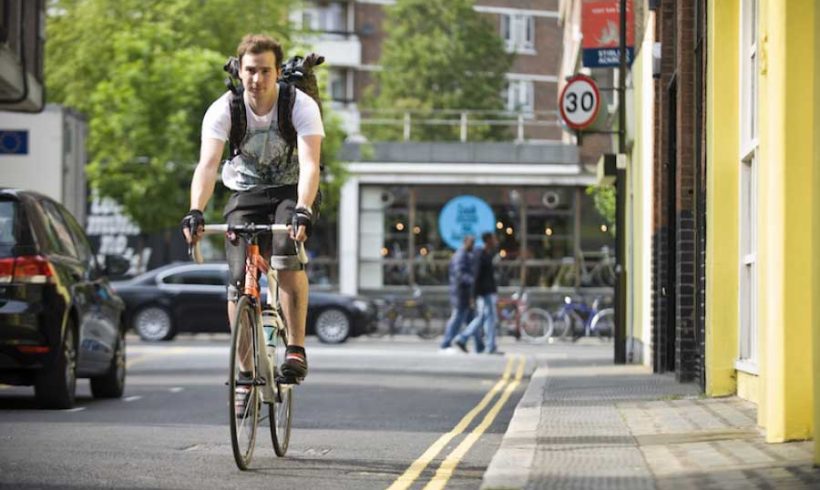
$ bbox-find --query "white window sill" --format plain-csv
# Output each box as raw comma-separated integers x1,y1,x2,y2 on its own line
735,359,759,375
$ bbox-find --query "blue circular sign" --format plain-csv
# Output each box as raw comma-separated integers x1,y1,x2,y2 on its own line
438,195,496,250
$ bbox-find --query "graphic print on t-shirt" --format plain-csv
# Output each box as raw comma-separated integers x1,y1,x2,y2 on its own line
221,124,298,191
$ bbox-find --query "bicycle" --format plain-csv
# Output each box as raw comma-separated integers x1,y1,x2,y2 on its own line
369,286,437,339
553,296,614,341
191,223,308,470
496,290,554,343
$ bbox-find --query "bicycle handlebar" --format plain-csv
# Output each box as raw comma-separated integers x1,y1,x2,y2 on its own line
189,223,309,266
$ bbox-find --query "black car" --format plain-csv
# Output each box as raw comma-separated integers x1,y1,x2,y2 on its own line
112,262,377,344
0,189,130,408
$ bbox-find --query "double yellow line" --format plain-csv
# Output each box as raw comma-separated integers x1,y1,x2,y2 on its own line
388,354,526,490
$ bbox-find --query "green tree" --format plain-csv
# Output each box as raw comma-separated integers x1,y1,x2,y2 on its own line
586,185,616,236
364,0,512,141
46,0,348,232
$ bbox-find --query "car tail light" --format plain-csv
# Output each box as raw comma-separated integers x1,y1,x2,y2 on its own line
16,345,50,354
12,255,55,284
0,258,13,284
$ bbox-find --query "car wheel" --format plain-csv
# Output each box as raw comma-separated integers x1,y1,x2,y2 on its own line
35,320,77,409
134,306,175,341
90,327,126,398
314,308,351,344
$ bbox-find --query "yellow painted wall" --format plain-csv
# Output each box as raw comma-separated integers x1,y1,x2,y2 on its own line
626,12,655,365
815,0,820,463
814,0,820,465
758,0,815,444
705,0,740,397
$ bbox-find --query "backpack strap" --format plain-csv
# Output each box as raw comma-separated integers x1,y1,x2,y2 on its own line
228,89,246,158
277,80,298,163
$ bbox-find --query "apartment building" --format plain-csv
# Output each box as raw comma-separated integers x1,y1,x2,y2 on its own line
291,0,564,142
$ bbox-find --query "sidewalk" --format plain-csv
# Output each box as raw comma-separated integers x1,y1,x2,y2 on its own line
483,341,820,489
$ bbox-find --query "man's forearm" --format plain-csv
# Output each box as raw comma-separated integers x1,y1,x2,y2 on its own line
297,164,320,210
190,163,218,211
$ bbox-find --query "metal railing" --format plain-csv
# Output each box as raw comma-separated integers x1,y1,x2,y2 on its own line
359,108,562,143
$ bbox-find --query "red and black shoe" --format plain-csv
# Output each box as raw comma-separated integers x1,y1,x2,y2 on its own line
280,346,308,383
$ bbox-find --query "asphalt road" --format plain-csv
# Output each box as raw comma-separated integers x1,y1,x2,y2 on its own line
0,334,532,489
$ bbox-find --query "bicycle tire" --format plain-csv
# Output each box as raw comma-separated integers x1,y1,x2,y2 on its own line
552,311,573,339
229,295,260,470
589,308,615,339
414,309,436,339
520,308,554,343
270,328,292,456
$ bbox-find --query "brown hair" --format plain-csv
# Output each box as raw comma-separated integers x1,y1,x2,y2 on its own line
236,34,284,66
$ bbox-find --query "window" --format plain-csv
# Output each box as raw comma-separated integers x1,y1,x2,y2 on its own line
0,200,17,254
301,1,347,33
162,269,227,286
501,14,535,53
40,200,78,259
329,68,349,102
59,205,95,267
738,0,758,372
506,80,534,113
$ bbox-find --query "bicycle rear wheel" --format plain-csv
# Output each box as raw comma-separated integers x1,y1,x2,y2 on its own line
552,311,572,339
590,308,615,339
229,295,260,470
520,308,554,343
270,328,293,456
413,308,436,339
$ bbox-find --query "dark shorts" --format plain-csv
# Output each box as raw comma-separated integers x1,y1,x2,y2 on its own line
223,185,303,301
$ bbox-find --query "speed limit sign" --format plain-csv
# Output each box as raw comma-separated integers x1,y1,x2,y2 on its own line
559,74,601,130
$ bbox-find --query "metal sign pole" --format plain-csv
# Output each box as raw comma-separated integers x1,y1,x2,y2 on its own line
614,0,628,364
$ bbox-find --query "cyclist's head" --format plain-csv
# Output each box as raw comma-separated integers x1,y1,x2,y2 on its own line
236,34,283,96
237,34,284,67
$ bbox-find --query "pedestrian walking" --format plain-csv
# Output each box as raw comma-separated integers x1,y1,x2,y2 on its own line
440,235,483,351
454,232,501,354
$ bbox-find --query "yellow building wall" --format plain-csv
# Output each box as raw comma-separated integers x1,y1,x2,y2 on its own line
706,0,740,398
814,0,820,464
758,0,815,444
626,12,655,366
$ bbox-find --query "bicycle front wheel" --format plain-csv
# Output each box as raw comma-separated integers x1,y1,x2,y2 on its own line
229,295,260,470
270,328,293,456
520,308,554,343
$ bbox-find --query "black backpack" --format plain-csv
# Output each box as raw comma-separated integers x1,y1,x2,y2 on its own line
223,53,325,162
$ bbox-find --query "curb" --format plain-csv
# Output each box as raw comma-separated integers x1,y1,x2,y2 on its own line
480,362,548,489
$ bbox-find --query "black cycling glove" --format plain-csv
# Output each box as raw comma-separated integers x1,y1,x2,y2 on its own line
291,206,313,238
180,209,205,239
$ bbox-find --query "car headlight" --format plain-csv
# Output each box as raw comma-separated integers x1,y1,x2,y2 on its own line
352,299,370,312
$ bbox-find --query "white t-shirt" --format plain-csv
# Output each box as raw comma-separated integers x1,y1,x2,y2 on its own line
201,88,325,142
201,88,324,191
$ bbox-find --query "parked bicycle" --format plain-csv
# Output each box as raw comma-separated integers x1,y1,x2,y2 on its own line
496,290,553,343
370,286,437,339
553,295,614,341
192,223,307,470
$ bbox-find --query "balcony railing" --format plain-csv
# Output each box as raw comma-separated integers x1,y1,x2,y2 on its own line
359,109,562,143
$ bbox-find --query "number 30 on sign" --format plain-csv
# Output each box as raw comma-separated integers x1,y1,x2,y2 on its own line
559,74,601,131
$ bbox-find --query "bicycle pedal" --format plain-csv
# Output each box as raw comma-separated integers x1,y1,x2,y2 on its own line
275,374,301,386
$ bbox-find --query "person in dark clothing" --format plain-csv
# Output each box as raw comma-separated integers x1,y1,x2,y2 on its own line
440,235,483,351
454,232,500,354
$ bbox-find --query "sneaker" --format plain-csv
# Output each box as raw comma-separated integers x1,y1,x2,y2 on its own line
234,384,251,418
454,339,468,353
280,348,308,382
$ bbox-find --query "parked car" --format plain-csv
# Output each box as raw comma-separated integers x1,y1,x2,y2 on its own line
112,262,377,344
0,188,130,408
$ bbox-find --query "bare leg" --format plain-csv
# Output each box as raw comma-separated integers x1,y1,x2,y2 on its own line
278,270,308,347
228,300,253,371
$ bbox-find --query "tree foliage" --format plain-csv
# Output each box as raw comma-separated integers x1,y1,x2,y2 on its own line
46,0,347,232
364,0,512,141
586,185,616,236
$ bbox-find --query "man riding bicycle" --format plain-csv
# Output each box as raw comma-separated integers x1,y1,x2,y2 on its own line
181,34,324,382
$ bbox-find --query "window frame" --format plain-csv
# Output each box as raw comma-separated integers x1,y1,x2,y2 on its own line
501,13,536,54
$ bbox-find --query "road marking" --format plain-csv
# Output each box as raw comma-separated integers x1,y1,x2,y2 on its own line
63,407,86,412
123,396,142,402
169,387,184,393
386,356,517,490
126,347,191,369
423,355,526,490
